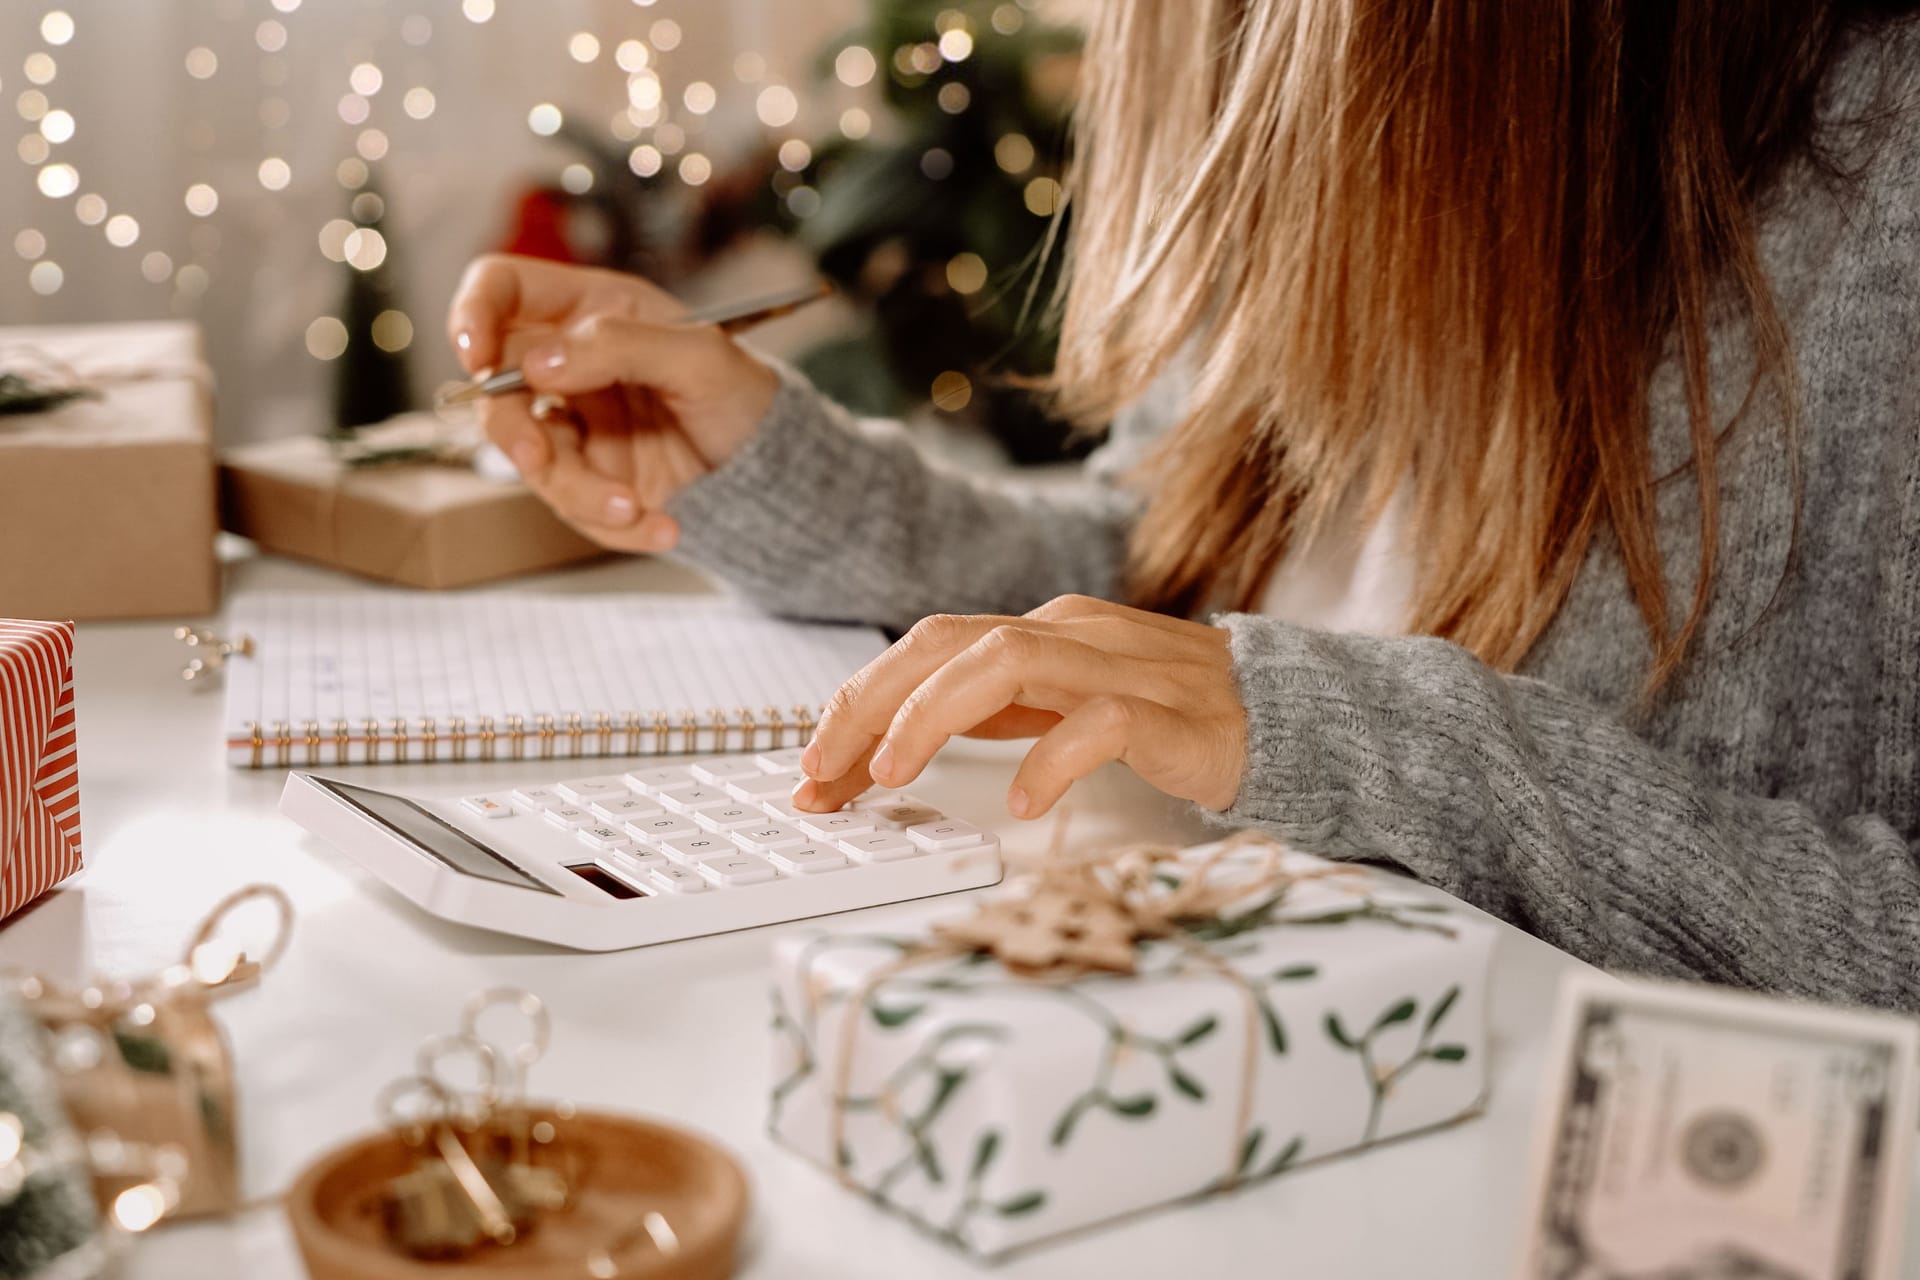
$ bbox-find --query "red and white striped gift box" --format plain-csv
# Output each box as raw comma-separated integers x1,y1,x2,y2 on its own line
0,619,82,920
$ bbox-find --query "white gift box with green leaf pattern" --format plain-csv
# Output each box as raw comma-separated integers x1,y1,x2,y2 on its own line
767,845,1497,1260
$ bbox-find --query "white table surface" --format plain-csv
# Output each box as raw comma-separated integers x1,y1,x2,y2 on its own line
1,551,1610,1279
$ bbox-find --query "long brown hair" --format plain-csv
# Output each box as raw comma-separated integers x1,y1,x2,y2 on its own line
1051,0,1886,687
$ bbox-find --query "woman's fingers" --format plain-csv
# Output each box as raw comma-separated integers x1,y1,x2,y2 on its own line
791,744,877,814
869,630,1139,789
446,255,681,373
521,315,733,406
802,614,1003,782
1006,695,1173,818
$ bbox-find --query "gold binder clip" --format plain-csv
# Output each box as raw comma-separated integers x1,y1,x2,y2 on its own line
175,627,253,685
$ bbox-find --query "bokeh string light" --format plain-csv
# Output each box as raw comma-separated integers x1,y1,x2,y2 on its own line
15,0,1059,385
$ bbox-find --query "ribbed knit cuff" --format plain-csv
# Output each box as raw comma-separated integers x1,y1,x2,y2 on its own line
1208,613,1354,849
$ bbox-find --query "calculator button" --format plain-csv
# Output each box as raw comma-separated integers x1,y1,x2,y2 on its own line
725,771,803,801
869,803,945,831
660,833,735,863
756,748,808,772
757,797,808,821
694,805,763,832
796,811,876,840
511,786,565,812
840,832,921,862
692,758,767,785
601,847,666,877
557,776,627,802
851,790,923,813
906,820,989,851
645,864,708,894
660,787,731,814
697,854,778,886
591,795,663,823
543,806,594,829
461,795,513,819
623,814,698,841
623,768,703,796
768,843,850,874
735,824,809,853
576,825,635,852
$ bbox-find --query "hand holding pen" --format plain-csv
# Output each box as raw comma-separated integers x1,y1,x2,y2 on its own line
445,256,829,554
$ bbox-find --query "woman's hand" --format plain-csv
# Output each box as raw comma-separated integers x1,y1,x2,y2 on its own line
445,254,779,553
793,595,1249,818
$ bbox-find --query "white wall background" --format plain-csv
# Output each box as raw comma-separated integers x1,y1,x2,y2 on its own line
0,0,866,443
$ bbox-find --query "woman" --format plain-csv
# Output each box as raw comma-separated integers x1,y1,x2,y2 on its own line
448,2,1920,1007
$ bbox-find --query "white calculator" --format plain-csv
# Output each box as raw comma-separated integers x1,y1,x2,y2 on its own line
278,747,1004,951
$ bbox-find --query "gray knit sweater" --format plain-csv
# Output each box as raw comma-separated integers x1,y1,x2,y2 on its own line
669,22,1920,1009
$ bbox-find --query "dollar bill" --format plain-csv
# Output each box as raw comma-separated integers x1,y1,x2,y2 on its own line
1512,971,1920,1280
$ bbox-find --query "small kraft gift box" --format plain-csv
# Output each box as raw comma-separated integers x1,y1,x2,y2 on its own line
768,836,1496,1261
0,321,219,621
219,415,605,590
0,619,81,922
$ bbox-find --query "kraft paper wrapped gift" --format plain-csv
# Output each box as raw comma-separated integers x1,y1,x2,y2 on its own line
219,417,605,589
768,842,1496,1260
0,322,217,621
0,620,82,923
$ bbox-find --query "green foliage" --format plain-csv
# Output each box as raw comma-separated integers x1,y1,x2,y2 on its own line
871,1000,927,1027
783,0,1086,463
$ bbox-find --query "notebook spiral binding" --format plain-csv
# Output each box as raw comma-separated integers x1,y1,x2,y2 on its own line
236,704,824,769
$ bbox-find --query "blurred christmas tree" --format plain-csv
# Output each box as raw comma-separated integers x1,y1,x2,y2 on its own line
778,0,1087,463
330,176,412,433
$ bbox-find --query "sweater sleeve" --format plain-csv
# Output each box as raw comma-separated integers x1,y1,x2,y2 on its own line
664,363,1140,631
1216,615,1920,1010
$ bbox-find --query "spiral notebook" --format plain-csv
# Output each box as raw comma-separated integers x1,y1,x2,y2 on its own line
221,591,889,769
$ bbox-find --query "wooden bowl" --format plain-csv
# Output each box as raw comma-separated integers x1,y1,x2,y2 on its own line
286,1108,748,1279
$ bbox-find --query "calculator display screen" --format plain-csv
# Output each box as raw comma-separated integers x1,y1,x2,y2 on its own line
314,778,559,895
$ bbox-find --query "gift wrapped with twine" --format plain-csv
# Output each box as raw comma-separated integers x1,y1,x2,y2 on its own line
768,833,1497,1260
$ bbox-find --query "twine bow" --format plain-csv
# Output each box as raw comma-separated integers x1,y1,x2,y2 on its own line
0,342,213,419
827,831,1354,1197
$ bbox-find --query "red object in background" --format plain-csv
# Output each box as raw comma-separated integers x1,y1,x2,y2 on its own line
0,619,82,921
499,187,578,263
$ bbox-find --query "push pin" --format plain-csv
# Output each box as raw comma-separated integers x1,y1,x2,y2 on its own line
174,627,253,685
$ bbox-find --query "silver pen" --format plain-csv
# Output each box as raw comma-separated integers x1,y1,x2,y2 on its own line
436,280,832,409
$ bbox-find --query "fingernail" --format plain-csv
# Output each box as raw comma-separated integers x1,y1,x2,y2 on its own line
455,331,473,352
791,778,820,809
870,742,896,784
800,739,822,777
605,494,638,524
527,342,564,372
1007,786,1031,819
510,441,542,473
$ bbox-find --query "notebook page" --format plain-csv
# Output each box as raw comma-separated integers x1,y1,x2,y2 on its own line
221,591,890,766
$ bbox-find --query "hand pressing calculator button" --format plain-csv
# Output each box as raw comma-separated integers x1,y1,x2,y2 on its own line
281,749,1004,951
